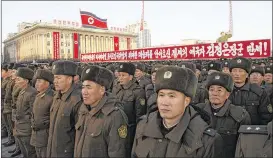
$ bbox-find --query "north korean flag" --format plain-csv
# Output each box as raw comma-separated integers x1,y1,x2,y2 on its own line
80,11,108,30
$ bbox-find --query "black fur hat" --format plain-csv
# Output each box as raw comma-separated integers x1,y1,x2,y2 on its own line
229,57,252,73
151,64,164,74
155,66,198,99
118,63,136,76
222,61,229,68
2,64,8,71
81,65,114,90
135,63,145,72
8,63,15,69
52,60,77,76
264,65,273,74
16,67,34,80
207,61,222,71
13,63,25,70
206,72,234,92
35,69,54,84
179,62,196,73
250,65,265,76
106,64,116,73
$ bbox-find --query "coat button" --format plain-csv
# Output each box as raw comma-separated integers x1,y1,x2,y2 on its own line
252,103,254,105
64,150,67,153
91,133,94,136
158,139,162,142
227,131,230,134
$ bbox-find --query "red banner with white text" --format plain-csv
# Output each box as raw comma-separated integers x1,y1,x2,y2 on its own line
114,36,119,51
73,33,79,59
53,32,60,60
81,39,271,62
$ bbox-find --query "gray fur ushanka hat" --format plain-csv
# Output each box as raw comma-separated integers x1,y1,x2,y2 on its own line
155,66,198,99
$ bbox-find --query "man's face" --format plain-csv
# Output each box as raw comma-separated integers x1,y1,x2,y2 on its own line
134,69,143,80
1,70,8,78
195,69,201,78
264,73,273,84
82,80,104,106
35,79,49,92
11,69,17,80
74,75,80,83
231,68,248,84
208,85,230,106
249,72,264,86
119,72,133,85
157,89,190,121
222,67,230,74
15,76,28,89
114,70,119,78
54,75,72,92
151,72,156,84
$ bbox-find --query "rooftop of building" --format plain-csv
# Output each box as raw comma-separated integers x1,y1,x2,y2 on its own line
3,22,138,43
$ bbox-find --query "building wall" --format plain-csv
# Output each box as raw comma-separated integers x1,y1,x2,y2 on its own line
4,25,137,61
137,29,151,48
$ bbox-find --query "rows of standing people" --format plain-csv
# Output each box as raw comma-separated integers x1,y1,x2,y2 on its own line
1,56,272,158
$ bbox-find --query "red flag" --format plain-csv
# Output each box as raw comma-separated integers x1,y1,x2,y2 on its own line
114,36,119,51
73,33,79,59
80,11,108,29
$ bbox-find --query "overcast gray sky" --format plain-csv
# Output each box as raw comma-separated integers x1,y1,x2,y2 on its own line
2,1,272,46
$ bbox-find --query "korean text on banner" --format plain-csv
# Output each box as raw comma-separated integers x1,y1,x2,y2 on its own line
53,32,60,60
114,36,119,51
81,39,271,62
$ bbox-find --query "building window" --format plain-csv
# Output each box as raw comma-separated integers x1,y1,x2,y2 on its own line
61,34,64,39
47,33,50,38
65,34,69,38
68,49,70,54
67,42,70,46
61,49,64,54
61,42,64,46
47,41,50,46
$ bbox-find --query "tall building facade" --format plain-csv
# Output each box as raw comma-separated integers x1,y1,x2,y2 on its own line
137,29,151,48
3,22,137,62
125,21,151,48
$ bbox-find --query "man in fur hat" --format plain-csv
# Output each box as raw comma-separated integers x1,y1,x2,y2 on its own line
112,62,146,158
8,63,25,157
222,60,230,74
47,60,82,158
2,63,16,147
134,63,152,90
13,67,37,158
196,72,251,158
132,66,223,157
74,65,128,157
229,57,272,125
249,65,265,87
1,64,10,139
30,69,54,158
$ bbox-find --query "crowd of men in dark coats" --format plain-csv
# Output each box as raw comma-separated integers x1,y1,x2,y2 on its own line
1,56,272,158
